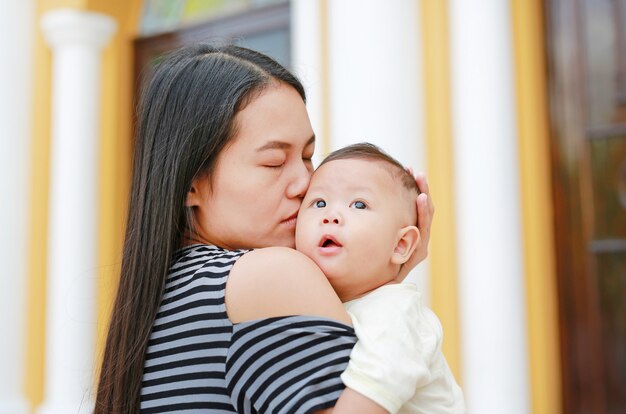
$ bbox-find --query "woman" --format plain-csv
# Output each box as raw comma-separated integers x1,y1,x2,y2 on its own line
95,44,434,413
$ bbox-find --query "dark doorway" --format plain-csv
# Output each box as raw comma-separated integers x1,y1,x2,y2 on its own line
545,0,626,412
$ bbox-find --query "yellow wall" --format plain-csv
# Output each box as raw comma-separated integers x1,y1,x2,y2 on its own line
25,1,53,405
26,0,141,408
511,0,562,413
86,0,142,380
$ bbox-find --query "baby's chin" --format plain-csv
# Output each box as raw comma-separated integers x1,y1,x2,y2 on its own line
294,234,318,254
313,261,348,284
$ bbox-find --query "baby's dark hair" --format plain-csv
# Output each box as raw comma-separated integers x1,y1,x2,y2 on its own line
319,142,419,196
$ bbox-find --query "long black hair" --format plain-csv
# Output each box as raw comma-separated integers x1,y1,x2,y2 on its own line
95,43,305,413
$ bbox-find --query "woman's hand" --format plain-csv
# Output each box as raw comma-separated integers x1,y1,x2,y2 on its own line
398,170,435,279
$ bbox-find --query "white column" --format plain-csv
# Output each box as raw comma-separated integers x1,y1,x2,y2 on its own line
0,1,35,412
450,1,530,413
39,9,116,414
325,0,429,293
291,0,324,164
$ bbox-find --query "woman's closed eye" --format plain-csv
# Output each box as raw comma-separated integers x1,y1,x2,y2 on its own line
262,158,286,168
260,151,287,169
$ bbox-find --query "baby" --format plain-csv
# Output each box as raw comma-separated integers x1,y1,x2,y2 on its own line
296,143,465,414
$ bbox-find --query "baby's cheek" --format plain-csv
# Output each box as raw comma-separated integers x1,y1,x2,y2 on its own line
364,234,394,260
357,240,379,260
295,227,313,254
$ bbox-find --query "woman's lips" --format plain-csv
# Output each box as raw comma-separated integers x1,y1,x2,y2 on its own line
281,213,298,227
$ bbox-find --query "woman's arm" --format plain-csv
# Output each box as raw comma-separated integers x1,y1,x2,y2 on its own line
226,247,351,324
317,388,389,414
226,247,389,414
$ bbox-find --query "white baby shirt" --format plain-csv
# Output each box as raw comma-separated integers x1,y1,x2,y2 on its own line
341,283,465,414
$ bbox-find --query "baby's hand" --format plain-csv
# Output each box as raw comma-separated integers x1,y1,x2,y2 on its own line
398,169,435,278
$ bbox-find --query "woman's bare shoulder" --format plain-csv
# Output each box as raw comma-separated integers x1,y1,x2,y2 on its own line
225,247,350,325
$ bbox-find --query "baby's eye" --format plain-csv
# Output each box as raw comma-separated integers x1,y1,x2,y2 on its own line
351,201,367,209
314,199,326,208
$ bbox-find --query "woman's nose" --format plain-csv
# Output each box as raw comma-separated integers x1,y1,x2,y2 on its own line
286,161,311,199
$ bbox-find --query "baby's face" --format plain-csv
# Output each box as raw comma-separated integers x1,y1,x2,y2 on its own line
296,158,409,298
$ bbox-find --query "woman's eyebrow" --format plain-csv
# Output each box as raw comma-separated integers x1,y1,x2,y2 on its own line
256,141,290,151
255,135,316,152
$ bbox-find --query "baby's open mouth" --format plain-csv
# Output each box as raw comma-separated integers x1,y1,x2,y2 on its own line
320,236,342,248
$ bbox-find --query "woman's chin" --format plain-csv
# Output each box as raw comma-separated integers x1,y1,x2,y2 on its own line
254,235,296,249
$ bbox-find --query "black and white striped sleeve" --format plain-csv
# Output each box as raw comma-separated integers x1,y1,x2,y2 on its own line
225,316,357,414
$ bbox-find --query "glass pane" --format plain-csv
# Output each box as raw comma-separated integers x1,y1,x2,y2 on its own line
590,136,626,239
141,0,250,35
182,0,249,23
140,0,288,36
234,29,291,68
140,0,186,35
596,251,626,413
583,0,619,126
618,0,626,100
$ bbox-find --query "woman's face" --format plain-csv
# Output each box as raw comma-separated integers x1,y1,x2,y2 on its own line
187,82,315,249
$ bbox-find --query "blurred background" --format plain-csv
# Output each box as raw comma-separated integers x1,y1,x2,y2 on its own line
1,0,624,413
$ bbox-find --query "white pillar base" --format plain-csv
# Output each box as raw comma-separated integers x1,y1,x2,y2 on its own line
0,400,30,414
38,400,94,414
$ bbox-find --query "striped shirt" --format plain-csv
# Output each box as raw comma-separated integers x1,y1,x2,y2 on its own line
140,244,356,413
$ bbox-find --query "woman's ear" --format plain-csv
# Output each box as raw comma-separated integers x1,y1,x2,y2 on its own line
391,226,421,265
185,177,206,207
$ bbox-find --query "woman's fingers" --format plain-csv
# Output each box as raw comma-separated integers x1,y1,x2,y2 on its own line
401,170,435,274
416,194,431,251
413,172,430,197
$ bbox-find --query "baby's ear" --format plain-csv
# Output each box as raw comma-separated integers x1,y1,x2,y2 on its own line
391,226,420,265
